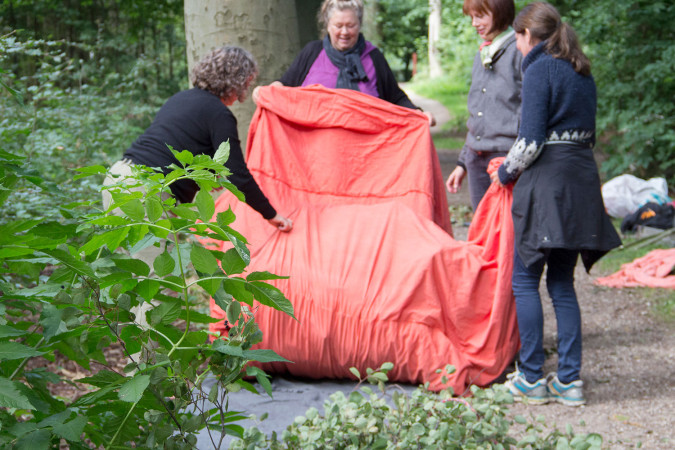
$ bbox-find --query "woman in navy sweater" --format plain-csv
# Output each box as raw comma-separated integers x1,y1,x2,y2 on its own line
491,2,620,406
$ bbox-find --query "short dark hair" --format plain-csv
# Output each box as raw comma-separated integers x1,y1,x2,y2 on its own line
463,0,515,35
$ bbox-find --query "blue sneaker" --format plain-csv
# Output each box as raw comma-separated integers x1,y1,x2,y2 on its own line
547,374,586,406
505,370,549,404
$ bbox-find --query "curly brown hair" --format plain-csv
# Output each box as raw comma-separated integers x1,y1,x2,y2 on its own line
190,46,258,101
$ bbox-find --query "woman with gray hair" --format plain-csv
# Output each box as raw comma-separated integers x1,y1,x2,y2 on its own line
253,0,434,125
105,46,293,231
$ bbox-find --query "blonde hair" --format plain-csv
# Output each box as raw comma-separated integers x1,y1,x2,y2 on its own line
318,0,363,36
190,46,258,100
514,1,591,75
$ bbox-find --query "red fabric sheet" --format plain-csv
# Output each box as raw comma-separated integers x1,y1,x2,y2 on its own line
595,248,675,289
207,85,518,392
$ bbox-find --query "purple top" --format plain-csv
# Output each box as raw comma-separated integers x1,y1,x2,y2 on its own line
302,41,379,98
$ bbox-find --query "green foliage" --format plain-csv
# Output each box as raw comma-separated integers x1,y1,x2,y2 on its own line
231,364,603,449
0,140,294,448
376,0,428,80
554,0,675,186
0,1,187,223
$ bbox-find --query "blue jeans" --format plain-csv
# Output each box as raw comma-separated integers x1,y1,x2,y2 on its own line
512,248,582,384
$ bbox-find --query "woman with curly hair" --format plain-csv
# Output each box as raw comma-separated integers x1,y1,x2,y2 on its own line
105,46,293,231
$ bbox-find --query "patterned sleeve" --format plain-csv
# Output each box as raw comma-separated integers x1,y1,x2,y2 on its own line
498,60,550,185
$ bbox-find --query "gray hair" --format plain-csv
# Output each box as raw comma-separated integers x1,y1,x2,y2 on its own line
190,46,258,100
318,0,363,35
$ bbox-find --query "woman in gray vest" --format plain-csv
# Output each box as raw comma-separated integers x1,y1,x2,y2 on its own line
446,0,522,212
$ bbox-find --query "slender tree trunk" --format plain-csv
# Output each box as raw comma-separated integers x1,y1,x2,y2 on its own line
428,0,442,78
361,0,380,46
184,0,301,145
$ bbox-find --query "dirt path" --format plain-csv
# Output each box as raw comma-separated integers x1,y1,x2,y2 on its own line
435,144,675,449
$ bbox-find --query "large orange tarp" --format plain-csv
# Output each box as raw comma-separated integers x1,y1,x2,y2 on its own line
208,85,519,392
595,248,675,289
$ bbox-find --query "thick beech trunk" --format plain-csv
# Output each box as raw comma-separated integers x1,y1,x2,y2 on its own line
184,0,302,143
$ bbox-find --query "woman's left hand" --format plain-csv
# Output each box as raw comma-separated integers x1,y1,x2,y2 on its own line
423,111,436,127
490,169,504,187
268,213,293,232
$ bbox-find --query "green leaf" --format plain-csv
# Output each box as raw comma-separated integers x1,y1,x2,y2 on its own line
247,366,273,397
191,244,219,274
40,304,68,341
0,342,45,360
246,271,289,282
220,248,247,275
349,367,361,379
211,340,243,357
226,232,250,265
119,198,145,221
153,251,175,277
197,277,223,296
53,415,87,441
222,278,254,305
150,301,181,326
135,279,160,300
0,377,35,409
242,349,291,363
214,141,230,165
119,374,151,403
77,370,125,387
75,165,107,176
195,188,215,222
226,301,241,325
145,196,164,222
40,248,95,278
172,205,200,221
0,325,28,338
249,281,295,318
112,255,150,277
174,149,194,165
216,208,236,227
15,429,51,450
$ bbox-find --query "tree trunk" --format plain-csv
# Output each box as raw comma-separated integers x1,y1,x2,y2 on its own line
184,0,302,144
361,0,380,46
428,0,442,78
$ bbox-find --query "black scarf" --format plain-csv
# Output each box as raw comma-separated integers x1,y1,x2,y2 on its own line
323,33,368,91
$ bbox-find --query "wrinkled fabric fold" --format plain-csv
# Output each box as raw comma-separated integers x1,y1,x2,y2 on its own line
204,86,519,392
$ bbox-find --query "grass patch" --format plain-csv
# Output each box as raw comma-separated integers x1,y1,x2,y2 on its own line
434,134,465,150
407,75,469,132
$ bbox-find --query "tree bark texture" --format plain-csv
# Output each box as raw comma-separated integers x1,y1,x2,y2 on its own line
184,0,302,143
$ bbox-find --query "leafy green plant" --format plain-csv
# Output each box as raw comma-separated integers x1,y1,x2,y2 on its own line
0,141,294,448
230,364,603,449
0,31,184,224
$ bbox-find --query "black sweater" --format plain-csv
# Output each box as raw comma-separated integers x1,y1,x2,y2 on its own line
123,88,276,219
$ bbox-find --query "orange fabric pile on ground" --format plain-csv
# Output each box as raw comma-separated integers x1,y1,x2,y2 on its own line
595,248,675,289
207,85,519,392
